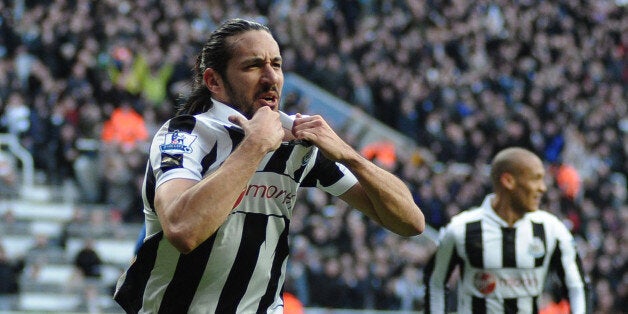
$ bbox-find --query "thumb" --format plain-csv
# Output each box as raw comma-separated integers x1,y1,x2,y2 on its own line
228,115,246,127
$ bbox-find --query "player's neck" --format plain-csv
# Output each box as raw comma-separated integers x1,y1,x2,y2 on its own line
491,196,523,227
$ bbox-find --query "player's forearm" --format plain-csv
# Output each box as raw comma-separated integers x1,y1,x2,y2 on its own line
342,150,425,236
161,140,268,253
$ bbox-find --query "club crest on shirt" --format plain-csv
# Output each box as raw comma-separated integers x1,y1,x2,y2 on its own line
474,271,496,295
159,130,197,154
528,237,545,258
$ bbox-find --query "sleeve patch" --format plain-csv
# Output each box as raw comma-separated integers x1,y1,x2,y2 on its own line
159,130,198,154
160,153,183,171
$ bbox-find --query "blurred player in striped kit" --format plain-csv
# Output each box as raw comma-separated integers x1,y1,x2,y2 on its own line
425,147,590,313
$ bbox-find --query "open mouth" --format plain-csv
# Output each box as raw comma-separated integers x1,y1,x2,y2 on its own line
262,96,276,103
257,93,279,108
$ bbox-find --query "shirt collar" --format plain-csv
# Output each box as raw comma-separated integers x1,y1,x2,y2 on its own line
480,194,509,227
481,193,533,227
205,98,296,130
206,99,246,125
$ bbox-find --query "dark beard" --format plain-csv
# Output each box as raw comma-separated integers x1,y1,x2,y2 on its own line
222,77,255,118
223,77,280,119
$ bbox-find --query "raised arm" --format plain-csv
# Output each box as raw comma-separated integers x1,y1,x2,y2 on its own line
292,114,424,236
155,107,283,253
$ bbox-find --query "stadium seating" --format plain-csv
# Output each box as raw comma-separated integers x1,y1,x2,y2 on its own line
0,184,137,313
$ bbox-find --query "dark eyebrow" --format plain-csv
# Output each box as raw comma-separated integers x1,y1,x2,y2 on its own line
242,56,282,66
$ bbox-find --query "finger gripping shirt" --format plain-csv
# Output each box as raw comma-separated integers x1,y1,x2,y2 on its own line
114,101,357,314
424,194,590,314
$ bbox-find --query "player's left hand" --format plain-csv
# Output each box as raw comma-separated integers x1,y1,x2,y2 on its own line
292,113,356,162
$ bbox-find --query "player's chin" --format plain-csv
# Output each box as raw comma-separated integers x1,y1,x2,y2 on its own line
255,98,279,111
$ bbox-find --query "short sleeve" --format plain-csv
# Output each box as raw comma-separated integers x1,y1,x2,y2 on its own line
300,151,358,196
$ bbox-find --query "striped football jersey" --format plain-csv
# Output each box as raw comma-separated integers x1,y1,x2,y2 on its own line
114,101,357,313
424,194,590,314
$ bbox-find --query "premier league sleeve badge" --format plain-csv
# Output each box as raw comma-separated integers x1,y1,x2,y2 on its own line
160,130,198,154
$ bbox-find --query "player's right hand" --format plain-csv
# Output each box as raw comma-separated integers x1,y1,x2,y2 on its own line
229,106,283,153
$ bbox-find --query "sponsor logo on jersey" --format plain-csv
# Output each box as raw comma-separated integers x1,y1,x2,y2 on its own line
233,190,246,208
474,270,540,295
528,237,545,258
474,271,497,295
232,184,297,209
160,130,197,154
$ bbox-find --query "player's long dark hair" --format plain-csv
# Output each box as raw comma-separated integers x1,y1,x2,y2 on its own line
176,18,271,116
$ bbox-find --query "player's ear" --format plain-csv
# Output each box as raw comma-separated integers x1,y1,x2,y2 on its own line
500,172,516,190
203,68,223,94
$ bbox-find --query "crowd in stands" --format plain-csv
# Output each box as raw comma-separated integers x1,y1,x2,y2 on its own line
0,0,625,312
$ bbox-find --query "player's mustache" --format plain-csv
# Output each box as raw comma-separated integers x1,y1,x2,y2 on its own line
255,85,279,97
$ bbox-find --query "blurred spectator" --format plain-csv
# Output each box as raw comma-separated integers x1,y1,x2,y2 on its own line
552,163,582,201
13,45,36,88
540,291,570,314
76,283,103,314
308,257,347,308
0,242,23,311
0,92,29,137
282,291,304,314
73,238,102,279
100,100,148,152
392,265,424,311
0,151,18,198
58,206,89,247
361,140,397,171
25,233,64,263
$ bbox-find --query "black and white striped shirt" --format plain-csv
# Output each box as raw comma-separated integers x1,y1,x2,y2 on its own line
424,194,590,314
114,101,357,313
